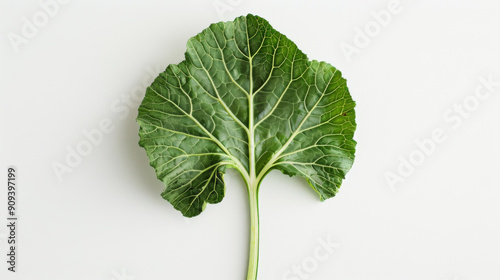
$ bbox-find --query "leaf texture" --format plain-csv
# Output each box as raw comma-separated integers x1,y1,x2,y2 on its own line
137,14,356,217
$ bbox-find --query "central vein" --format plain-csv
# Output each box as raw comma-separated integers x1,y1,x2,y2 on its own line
247,21,256,185
245,18,260,280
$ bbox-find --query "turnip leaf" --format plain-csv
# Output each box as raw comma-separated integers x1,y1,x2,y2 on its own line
137,14,356,280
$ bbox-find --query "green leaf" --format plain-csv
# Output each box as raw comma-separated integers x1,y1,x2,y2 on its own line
136,14,356,279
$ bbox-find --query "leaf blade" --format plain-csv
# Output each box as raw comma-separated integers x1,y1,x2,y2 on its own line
137,14,356,217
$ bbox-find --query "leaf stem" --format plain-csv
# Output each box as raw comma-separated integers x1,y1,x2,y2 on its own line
245,16,259,280
246,179,260,280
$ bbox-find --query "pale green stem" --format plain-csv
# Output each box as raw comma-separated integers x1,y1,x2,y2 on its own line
246,180,260,280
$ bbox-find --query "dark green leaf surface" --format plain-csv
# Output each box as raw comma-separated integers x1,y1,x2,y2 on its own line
137,14,356,217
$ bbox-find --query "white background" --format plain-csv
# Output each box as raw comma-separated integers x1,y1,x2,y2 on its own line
1,0,500,280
